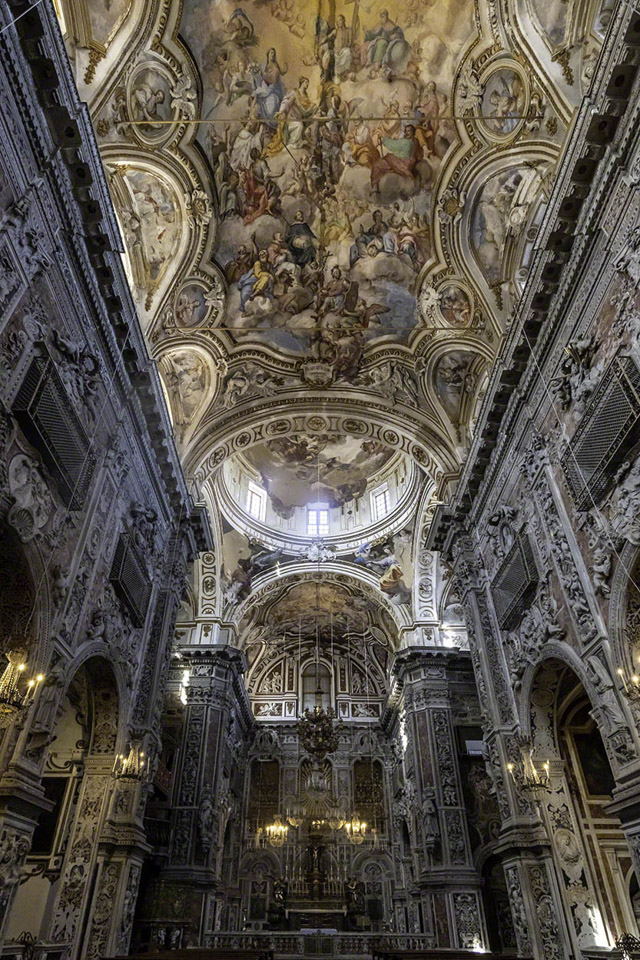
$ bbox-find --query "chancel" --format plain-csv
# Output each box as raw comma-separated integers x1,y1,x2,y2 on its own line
2,0,640,957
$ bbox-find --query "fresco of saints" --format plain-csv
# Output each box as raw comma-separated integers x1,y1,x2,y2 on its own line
370,124,423,191
238,249,274,310
250,47,286,123
363,9,409,75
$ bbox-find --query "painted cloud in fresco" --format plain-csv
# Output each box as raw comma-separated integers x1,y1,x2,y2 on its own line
243,434,395,511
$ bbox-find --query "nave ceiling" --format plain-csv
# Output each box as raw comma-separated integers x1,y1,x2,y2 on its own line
55,0,609,628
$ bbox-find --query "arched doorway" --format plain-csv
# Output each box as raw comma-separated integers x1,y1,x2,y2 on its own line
481,856,517,954
6,657,120,955
528,658,636,950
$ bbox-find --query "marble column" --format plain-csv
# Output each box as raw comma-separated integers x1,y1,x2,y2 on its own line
451,533,574,960
0,700,55,946
393,646,485,950
158,645,252,946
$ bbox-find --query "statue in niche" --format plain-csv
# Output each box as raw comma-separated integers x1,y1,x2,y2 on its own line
198,793,215,851
421,789,439,839
267,879,287,929
345,877,366,928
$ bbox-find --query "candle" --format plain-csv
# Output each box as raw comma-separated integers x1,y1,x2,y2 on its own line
617,668,628,692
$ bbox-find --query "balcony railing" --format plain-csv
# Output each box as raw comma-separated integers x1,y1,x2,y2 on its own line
203,932,436,956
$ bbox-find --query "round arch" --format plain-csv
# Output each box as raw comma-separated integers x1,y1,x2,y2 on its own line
188,398,460,490
34,645,128,754
608,540,640,677
232,564,411,642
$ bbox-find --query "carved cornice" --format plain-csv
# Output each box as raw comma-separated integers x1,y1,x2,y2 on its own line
430,1,640,550
2,0,210,557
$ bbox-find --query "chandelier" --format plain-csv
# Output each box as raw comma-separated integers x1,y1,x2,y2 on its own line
286,800,305,828
0,652,45,719
0,652,27,715
112,741,146,781
506,756,550,800
344,817,368,845
265,814,289,847
297,698,340,761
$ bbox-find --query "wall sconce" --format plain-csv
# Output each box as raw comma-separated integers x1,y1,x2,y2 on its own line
616,668,640,703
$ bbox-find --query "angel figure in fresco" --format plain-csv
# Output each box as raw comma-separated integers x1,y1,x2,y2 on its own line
225,60,254,105
175,290,200,327
224,8,257,47
488,73,525,134
131,82,165,126
281,153,315,199
318,93,357,180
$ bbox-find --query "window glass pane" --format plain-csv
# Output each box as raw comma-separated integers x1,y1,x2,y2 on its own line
372,488,389,521
308,504,329,536
247,485,265,521
302,663,331,711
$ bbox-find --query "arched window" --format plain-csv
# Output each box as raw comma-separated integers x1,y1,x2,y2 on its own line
301,662,331,712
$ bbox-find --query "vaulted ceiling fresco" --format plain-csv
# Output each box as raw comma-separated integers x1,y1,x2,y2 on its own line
55,0,606,632
242,434,396,509
179,0,475,356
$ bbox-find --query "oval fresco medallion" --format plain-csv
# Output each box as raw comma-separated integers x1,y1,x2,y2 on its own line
127,62,178,145
479,65,527,141
174,282,210,328
439,283,473,327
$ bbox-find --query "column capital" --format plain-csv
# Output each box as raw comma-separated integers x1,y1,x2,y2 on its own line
391,646,471,683
180,644,247,676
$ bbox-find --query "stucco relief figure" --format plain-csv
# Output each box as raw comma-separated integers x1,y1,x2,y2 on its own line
585,656,628,733
0,831,30,887
7,453,52,541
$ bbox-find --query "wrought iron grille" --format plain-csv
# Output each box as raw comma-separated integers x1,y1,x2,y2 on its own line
491,535,539,630
561,355,640,510
13,355,95,509
109,532,151,627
